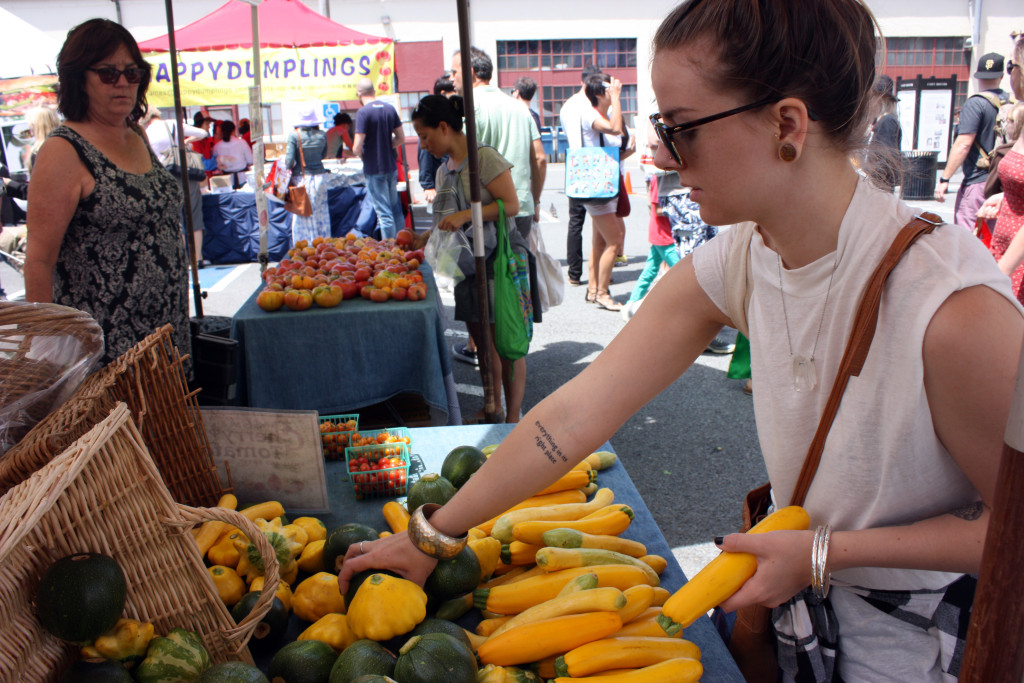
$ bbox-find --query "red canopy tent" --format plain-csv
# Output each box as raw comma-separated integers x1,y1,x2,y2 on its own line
138,0,388,52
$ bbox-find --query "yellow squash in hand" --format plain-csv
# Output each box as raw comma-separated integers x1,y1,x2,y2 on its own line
658,505,810,635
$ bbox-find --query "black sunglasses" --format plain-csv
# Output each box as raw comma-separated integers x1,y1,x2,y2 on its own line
1009,61,1021,75
650,98,780,164
87,66,146,85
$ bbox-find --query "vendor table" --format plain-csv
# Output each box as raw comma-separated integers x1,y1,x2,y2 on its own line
307,424,744,681
201,185,377,264
230,264,461,425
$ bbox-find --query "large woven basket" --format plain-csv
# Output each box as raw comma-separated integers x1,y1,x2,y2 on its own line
0,403,278,681
0,302,103,452
0,324,229,504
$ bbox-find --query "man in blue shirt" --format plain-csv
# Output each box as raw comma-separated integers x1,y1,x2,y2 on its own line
353,78,405,239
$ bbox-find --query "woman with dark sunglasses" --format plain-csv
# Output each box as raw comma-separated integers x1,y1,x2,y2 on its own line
341,3,1023,679
23,18,191,373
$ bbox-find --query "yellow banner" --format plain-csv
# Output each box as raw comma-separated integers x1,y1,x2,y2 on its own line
144,43,394,106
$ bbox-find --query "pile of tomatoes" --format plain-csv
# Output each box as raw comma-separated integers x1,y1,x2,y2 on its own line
256,231,428,312
349,430,412,448
349,450,409,499
319,418,358,460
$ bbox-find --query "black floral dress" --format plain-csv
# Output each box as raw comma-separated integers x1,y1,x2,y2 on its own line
50,125,191,372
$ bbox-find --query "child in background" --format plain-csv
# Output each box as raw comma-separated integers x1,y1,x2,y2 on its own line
621,169,679,321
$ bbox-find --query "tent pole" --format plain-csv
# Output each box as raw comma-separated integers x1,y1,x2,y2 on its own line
959,342,1024,681
249,2,269,275
456,0,500,423
163,0,204,319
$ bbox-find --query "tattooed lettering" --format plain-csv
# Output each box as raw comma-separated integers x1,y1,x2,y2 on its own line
951,501,985,521
534,420,567,464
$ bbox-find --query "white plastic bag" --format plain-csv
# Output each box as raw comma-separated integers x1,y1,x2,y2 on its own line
528,227,564,311
425,229,472,291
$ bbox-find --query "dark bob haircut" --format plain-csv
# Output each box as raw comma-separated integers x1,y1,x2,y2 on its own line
411,95,465,133
57,18,151,124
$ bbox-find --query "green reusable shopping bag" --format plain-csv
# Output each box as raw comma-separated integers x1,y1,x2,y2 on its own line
493,199,532,361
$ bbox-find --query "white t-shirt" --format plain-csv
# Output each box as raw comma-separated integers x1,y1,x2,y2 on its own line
692,177,1021,679
559,91,590,149
213,136,253,173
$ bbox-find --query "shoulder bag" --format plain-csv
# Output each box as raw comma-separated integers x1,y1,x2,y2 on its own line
564,120,620,203
493,199,533,361
159,121,207,182
284,128,313,217
983,142,1012,198
724,214,942,682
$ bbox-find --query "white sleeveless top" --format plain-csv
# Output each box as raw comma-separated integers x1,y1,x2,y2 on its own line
693,176,1021,591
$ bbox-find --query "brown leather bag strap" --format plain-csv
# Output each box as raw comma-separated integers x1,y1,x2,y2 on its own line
789,212,943,507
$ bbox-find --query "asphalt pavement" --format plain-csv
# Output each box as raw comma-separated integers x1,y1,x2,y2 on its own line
0,160,958,578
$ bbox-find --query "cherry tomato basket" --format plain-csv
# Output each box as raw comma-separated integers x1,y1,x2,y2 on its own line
318,413,359,461
345,443,410,500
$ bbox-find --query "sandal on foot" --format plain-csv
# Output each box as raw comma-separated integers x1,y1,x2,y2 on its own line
585,289,597,304
595,293,622,311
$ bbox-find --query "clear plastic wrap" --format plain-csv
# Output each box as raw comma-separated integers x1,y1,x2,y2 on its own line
424,228,472,290
0,302,103,454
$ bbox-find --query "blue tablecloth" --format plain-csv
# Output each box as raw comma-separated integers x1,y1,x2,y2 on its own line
312,424,744,681
201,185,376,264
229,264,460,425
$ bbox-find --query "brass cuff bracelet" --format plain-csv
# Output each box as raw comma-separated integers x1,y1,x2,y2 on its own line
408,503,468,560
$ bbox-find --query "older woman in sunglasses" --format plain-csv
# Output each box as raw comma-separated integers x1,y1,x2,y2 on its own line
24,18,190,372
342,2,1022,679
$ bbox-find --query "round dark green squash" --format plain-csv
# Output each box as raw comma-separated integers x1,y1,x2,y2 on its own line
424,545,480,601
393,633,477,683
195,661,269,683
329,639,396,683
439,445,487,489
405,474,456,513
268,639,338,683
323,523,379,573
58,659,132,683
230,592,288,650
36,552,127,644
406,618,473,651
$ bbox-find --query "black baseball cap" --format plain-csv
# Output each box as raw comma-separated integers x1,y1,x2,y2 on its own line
974,52,1005,79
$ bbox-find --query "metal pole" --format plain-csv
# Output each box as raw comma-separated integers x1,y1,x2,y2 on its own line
250,4,270,274
456,0,499,423
959,342,1024,681
163,0,204,318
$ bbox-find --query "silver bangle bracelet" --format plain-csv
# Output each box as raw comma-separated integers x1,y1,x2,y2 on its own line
811,523,832,599
407,503,468,560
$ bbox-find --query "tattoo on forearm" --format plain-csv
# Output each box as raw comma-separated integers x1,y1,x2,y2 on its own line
534,420,568,465
951,501,985,521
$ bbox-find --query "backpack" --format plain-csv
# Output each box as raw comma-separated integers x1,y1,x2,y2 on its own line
971,92,1016,169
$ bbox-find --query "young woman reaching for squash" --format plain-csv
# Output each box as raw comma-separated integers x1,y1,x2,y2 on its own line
339,1,1023,680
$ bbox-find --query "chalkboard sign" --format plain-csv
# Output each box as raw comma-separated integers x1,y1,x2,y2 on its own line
201,406,330,513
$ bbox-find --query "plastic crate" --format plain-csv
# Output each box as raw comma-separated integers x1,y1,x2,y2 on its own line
319,413,359,461
345,443,410,500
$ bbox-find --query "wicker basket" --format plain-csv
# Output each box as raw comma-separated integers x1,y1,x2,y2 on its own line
0,302,104,452
0,403,278,682
0,324,229,505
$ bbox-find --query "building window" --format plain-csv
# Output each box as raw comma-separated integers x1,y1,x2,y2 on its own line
877,36,971,113
498,39,637,72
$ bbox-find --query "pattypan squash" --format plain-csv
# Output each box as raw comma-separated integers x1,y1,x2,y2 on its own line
293,571,346,623
347,573,427,641
80,618,155,669
232,517,304,584
298,613,357,651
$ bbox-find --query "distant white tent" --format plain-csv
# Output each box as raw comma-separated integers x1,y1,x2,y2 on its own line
0,8,59,78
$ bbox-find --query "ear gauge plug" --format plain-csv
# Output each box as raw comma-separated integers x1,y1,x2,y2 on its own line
779,143,797,162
